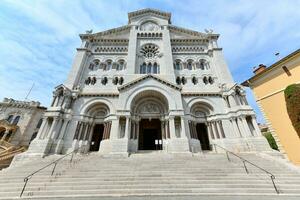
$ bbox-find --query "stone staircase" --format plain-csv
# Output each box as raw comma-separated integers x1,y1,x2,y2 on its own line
0,151,300,199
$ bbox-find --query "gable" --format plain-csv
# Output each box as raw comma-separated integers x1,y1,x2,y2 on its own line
169,25,207,39
128,9,171,24
80,25,131,40
118,75,181,92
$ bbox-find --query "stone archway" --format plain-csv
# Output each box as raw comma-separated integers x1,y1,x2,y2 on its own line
130,90,169,151
189,102,214,151
75,102,111,152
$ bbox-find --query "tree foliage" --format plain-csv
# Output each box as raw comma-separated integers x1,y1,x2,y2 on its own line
263,132,278,151
284,84,300,138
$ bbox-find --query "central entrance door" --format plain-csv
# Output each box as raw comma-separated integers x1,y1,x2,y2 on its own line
90,124,104,151
138,119,162,150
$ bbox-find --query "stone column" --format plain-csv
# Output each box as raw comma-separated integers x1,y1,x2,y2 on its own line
180,117,188,138
213,122,220,139
135,121,139,140
161,121,166,139
169,117,176,139
88,123,96,141
124,117,130,139
37,118,48,139
188,121,192,138
110,119,119,139
234,119,242,137
237,118,247,137
51,119,63,140
206,122,213,141
216,121,225,138
47,118,59,139
58,120,69,140
107,121,112,139
165,120,170,139
193,122,198,139
242,117,253,137
251,117,261,136
207,122,214,140
82,123,90,140
103,123,107,140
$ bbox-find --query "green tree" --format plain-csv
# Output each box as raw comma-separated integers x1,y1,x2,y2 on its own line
284,84,300,138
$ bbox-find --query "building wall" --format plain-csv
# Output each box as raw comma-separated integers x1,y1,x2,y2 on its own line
251,54,300,165
25,9,271,157
0,98,46,147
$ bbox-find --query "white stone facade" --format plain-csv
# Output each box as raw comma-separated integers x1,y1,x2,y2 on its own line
27,9,270,156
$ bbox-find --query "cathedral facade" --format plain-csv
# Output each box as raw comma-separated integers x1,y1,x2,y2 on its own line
27,9,270,156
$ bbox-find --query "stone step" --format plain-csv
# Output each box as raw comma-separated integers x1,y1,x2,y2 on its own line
14,187,300,197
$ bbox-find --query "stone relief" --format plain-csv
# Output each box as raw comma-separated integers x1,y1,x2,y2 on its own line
140,21,160,31
138,102,161,114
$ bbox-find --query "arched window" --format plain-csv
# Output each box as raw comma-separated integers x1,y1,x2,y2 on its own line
119,77,124,85
181,77,186,85
203,77,208,84
174,60,182,70
140,62,147,74
199,59,206,70
112,77,119,85
7,115,13,123
117,60,125,70
85,77,91,85
208,76,214,84
176,77,181,85
101,77,108,85
147,63,152,74
187,60,193,70
12,116,20,125
91,77,97,85
153,62,158,74
106,60,112,70
192,77,197,85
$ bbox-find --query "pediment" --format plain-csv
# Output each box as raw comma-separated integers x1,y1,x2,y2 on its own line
169,25,207,39
118,74,181,92
80,25,131,40
128,9,171,24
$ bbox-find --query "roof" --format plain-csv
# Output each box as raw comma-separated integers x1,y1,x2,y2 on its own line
118,74,181,91
242,48,300,87
128,8,171,23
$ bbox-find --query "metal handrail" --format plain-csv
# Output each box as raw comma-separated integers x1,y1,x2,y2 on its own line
19,146,84,197
213,143,279,194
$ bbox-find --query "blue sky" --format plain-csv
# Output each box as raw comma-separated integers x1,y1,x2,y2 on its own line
0,0,300,123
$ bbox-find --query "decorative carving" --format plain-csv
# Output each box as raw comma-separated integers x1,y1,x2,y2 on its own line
140,22,160,31
140,44,159,59
138,102,161,114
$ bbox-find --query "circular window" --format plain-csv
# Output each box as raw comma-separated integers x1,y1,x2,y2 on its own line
140,44,159,59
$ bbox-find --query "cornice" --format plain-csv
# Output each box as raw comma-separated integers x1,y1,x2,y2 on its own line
118,74,182,91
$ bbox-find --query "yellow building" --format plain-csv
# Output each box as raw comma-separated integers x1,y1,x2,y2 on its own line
242,49,300,165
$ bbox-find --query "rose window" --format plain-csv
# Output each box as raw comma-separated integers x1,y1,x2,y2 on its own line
140,44,159,59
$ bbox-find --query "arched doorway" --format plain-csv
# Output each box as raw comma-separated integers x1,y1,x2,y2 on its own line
83,102,110,152
131,90,169,151
190,102,214,151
